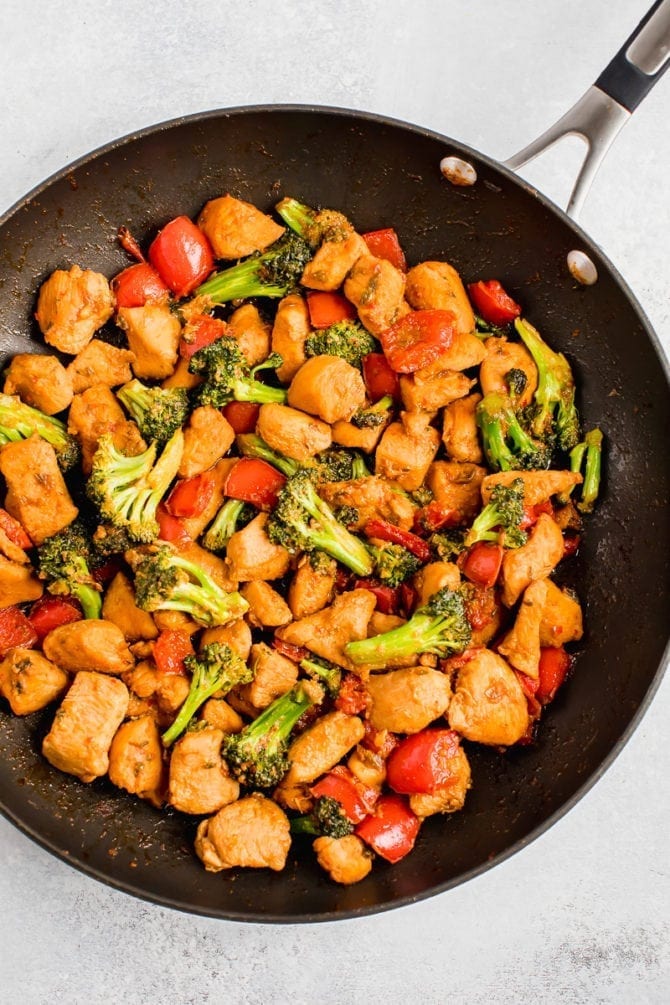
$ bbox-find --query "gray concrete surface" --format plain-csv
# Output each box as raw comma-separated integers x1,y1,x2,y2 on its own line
0,1,668,1002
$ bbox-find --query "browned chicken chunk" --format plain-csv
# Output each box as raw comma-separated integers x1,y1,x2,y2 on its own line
0,436,78,544
331,413,390,453
409,740,471,817
375,412,440,491
66,341,135,393
0,556,44,607
228,303,271,367
198,194,284,259
413,331,486,375
277,589,377,671
102,571,158,642
412,562,461,607
271,293,311,383
4,356,73,415
288,356,366,423
195,793,291,872
301,231,367,291
481,469,583,507
366,666,451,732
498,579,549,679
425,460,487,523
319,476,416,532
200,618,252,661
442,393,484,463
313,834,373,885
399,370,475,413
240,643,298,710
0,648,69,716
540,580,583,647
287,554,336,619
42,620,134,675
480,337,538,408
404,261,475,334
241,582,292,628
117,303,181,379
108,715,164,807
256,403,332,461
36,265,114,355
448,650,529,745
168,726,239,815
68,385,146,474
178,405,235,478
226,512,291,582
344,255,406,335
501,513,565,607
199,698,245,733
280,712,365,792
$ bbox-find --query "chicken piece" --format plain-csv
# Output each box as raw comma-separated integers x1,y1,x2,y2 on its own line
123,660,162,700
152,611,200,638
347,744,386,790
470,597,504,648
313,834,373,885
280,711,365,790
448,649,529,745
498,579,549,679
425,460,487,523
0,526,29,565
198,194,285,259
0,648,69,716
319,476,416,532
42,671,129,783
200,698,245,733
181,457,237,540
0,557,44,607
0,436,78,544
43,620,134,675
277,589,376,671
67,385,146,474
117,303,181,379
228,303,271,367
256,403,332,461
288,356,366,424
367,612,406,637
288,554,336,619
331,414,390,453
200,618,252,661
102,571,158,642
399,371,474,412
409,744,471,817
480,337,538,408
226,512,291,582
162,355,202,391
156,674,191,718
238,643,298,710
375,412,440,491
404,261,475,335
108,715,164,807
344,255,406,335
36,265,114,355
481,469,583,507
66,340,135,393
177,539,239,592
4,354,73,415
501,514,565,607
539,580,583,647
442,393,484,464
272,293,311,383
301,231,367,291
366,666,451,733
178,405,235,478
168,726,239,815
413,331,486,376
241,581,292,628
195,793,291,872
412,562,461,607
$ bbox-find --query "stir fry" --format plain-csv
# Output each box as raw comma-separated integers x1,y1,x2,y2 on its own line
0,193,603,884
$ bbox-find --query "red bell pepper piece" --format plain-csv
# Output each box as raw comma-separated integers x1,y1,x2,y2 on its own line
334,672,369,715
362,228,407,272
166,471,216,519
467,279,521,326
0,508,32,550
28,596,82,642
156,503,192,545
272,637,311,663
520,499,554,530
537,646,572,704
153,629,194,676
112,262,170,309
0,605,39,656
179,314,228,359
386,729,461,795
148,216,214,299
310,766,376,824
224,458,286,509
352,579,399,615
363,518,432,563
399,581,417,618
413,501,462,535
379,309,455,374
355,795,421,864
222,401,261,434
461,542,504,589
562,532,581,558
306,291,357,328
362,353,401,404
92,557,124,585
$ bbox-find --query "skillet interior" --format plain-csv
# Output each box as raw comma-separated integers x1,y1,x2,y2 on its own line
0,106,668,922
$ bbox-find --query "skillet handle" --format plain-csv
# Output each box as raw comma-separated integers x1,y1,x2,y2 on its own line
504,0,670,220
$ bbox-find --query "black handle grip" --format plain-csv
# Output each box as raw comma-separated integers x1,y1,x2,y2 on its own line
595,0,670,111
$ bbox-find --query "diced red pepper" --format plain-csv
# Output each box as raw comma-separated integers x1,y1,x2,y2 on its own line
363,518,432,562
92,557,124,585
306,291,357,328
362,721,400,759
413,502,462,535
379,310,455,374
467,279,521,326
153,630,194,676
537,646,572,704
362,353,401,404
520,500,554,530
399,582,417,618
310,766,376,824
562,532,581,558
355,795,420,864
462,584,498,631
224,458,286,510
362,228,407,273
272,638,311,663
179,314,228,359
111,262,170,309
334,672,369,715
157,503,192,545
28,596,82,641
0,605,39,656
352,579,399,615
165,472,216,519
461,542,504,589
386,729,461,795
148,215,214,299
0,508,32,550
222,401,261,434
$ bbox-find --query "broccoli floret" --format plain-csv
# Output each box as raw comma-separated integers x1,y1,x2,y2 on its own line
202,498,254,553
267,470,373,576
570,427,603,513
370,542,422,586
161,643,253,746
222,683,314,788
290,796,354,838
37,521,102,619
351,395,394,429
345,586,471,668
465,477,527,549
275,198,352,248
196,232,312,303
86,429,183,543
504,368,528,402
236,433,356,483
188,337,286,408
474,315,511,339
476,392,551,472
91,523,134,561
351,453,372,480
129,544,249,626
430,529,467,561
410,485,434,507
299,655,342,698
305,320,378,369
116,379,189,444
514,318,580,450
0,392,80,472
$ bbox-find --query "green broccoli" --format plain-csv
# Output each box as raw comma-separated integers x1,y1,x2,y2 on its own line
37,521,102,619
345,586,471,669
351,453,373,479
504,368,528,402
188,337,286,408
476,392,551,472
290,796,354,838
569,427,603,513
202,498,254,553
351,395,394,429
514,318,580,450
274,197,353,248
86,429,184,543
222,683,314,789
465,477,527,548
129,544,249,627
161,643,253,746
474,314,511,339
236,433,356,483
305,320,378,369
267,470,373,576
0,392,80,471
91,523,134,561
430,529,467,562
116,379,189,444
370,542,422,586
299,655,342,698
196,231,312,303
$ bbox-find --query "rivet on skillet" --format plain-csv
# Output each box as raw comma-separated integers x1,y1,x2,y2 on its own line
567,249,599,286
440,156,477,186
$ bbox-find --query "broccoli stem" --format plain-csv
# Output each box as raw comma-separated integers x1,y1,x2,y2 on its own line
196,259,287,303
202,498,247,552
274,198,319,245
570,427,603,513
230,377,287,405
237,433,299,477
299,486,373,576
73,583,103,620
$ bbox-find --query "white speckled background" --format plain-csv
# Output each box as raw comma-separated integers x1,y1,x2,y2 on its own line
1,1,668,1002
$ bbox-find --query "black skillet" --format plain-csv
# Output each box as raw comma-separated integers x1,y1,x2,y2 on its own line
0,4,668,922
